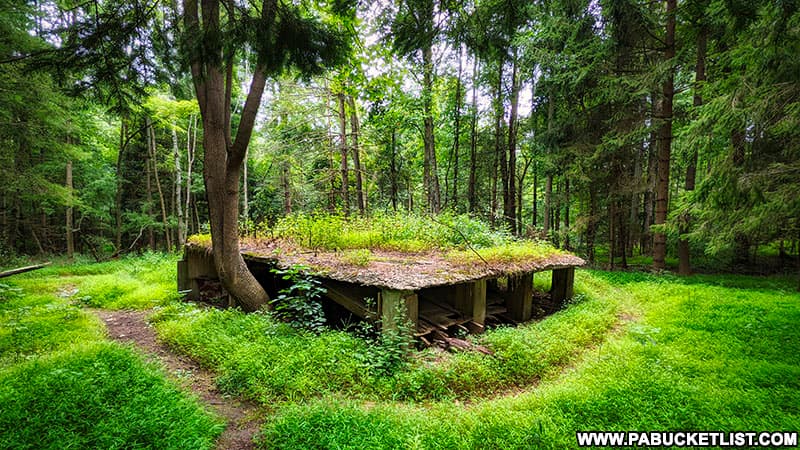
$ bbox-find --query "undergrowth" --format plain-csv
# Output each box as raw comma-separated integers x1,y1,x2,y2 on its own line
150,271,620,403
259,271,800,449
0,254,223,448
3,254,799,449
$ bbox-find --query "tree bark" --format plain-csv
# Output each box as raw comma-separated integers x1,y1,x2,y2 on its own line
390,130,398,211
347,95,365,215
653,0,676,270
564,176,570,250
184,0,269,311
544,95,555,237
147,118,172,251
172,122,186,248
146,149,155,250
185,114,196,238
506,50,520,235
532,162,538,228
281,159,292,215
337,92,349,216
65,159,74,258
678,25,707,276
115,117,127,251
452,43,463,210
494,62,507,230
642,123,658,254
468,57,479,213
422,44,441,213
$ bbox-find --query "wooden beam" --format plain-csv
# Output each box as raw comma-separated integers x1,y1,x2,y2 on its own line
506,273,534,322
177,259,189,293
322,281,376,320
379,289,418,333
185,248,217,301
551,267,575,304
470,280,487,328
0,262,51,279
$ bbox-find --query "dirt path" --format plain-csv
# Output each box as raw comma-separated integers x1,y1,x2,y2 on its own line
93,309,262,450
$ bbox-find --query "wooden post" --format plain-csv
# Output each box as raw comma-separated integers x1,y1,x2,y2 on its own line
184,248,218,301
379,289,418,333
551,267,575,304
506,273,534,321
452,280,487,332
177,259,189,293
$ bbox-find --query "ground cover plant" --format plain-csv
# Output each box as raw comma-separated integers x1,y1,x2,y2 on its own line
256,271,800,449
0,254,223,449
2,254,799,449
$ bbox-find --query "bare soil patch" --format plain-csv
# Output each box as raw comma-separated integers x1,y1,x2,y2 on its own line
93,309,261,450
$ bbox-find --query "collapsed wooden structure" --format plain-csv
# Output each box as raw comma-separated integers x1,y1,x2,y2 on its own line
179,240,584,338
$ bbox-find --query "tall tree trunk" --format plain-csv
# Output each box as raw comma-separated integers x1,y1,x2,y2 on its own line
337,92,349,216
325,84,336,213
494,62,508,230
517,157,529,236
242,147,249,222
544,175,553,237
281,159,292,215
564,176,570,250
390,130,398,211
185,114,196,240
65,159,74,258
468,58,479,213
452,43,463,210
587,186,597,264
610,200,616,270
642,124,658,254
630,144,643,255
184,0,274,310
173,122,186,248
422,44,441,213
148,118,172,251
347,95,365,215
532,162,538,228
491,146,498,227
544,95,555,237
146,152,156,250
554,179,561,248
115,117,127,251
653,0,676,270
678,26,707,275
506,50,520,235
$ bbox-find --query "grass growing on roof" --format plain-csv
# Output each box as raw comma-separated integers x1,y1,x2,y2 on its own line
266,212,517,252
0,254,223,449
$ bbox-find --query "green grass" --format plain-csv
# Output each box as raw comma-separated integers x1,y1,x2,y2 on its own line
149,271,620,403
2,253,799,449
0,343,222,449
257,271,800,449
0,253,223,449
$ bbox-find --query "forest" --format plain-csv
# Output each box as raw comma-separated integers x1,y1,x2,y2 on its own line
1,0,799,449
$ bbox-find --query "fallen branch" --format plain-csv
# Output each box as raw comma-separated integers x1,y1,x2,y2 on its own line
0,262,51,279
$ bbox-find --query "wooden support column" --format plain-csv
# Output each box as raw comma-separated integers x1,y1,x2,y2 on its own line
379,289,419,333
452,280,487,333
177,259,189,293
506,273,534,322
184,248,218,301
550,267,575,305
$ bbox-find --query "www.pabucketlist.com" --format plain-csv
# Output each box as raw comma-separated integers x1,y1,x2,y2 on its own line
576,431,798,447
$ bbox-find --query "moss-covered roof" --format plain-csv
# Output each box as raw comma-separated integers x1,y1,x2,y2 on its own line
188,236,585,291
